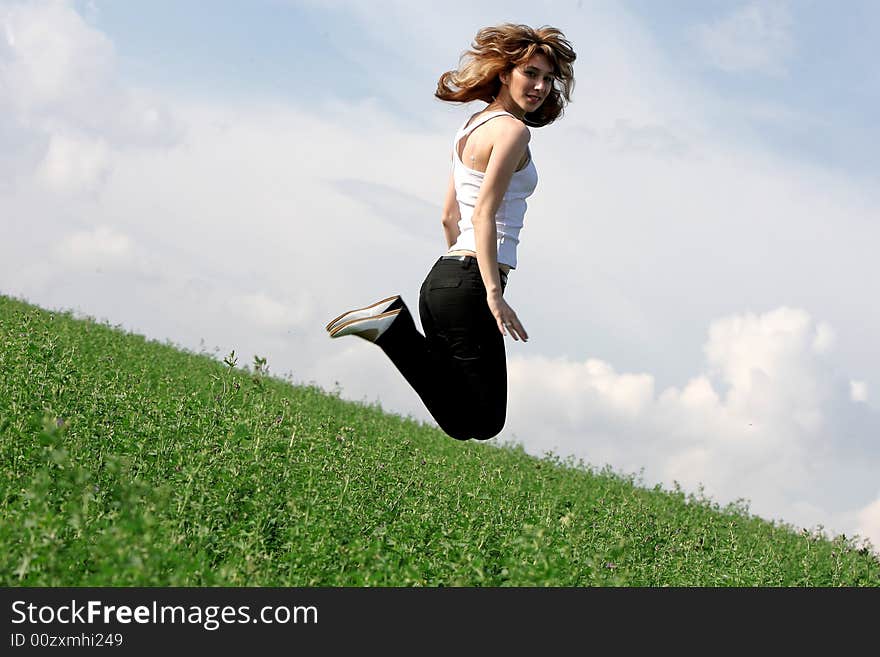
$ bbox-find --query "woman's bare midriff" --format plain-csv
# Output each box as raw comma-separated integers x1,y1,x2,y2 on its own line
446,249,512,274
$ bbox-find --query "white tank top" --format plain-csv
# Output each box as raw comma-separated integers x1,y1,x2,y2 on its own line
447,111,538,269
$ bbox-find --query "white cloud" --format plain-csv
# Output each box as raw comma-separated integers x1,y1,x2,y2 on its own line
812,322,835,354
54,225,133,268
606,119,690,158
703,308,831,430
1,0,115,114
227,292,315,331
691,1,795,76
506,307,880,541
850,380,868,403
38,132,111,192
511,356,655,422
0,0,182,191
856,496,880,552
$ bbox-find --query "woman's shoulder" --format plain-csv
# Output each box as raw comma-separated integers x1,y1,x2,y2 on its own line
475,111,530,138
465,109,528,131
458,110,530,153
490,114,531,144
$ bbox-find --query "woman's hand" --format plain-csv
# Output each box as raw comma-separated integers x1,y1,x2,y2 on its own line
487,292,528,342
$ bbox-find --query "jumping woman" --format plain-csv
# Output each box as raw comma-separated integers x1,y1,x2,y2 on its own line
326,23,576,441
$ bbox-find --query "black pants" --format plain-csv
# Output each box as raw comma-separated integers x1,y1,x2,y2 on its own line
376,256,508,441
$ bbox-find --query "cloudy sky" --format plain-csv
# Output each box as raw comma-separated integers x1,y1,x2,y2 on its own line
2,0,879,551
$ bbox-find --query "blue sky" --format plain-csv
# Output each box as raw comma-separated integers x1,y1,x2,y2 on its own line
73,0,428,108
3,0,880,549
73,0,879,176
628,0,879,176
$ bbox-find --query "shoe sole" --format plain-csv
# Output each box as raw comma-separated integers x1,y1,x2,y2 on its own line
324,295,400,333
329,308,402,341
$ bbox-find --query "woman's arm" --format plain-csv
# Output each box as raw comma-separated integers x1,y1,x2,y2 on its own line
471,118,530,341
441,169,461,248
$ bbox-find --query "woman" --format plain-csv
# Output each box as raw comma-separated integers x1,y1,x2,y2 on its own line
326,23,576,441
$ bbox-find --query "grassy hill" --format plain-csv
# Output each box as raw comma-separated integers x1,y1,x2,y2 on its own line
1,294,878,586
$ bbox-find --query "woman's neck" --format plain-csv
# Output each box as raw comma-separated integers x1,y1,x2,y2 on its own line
485,98,525,120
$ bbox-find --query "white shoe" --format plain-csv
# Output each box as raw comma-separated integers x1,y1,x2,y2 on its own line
329,308,402,342
325,295,401,334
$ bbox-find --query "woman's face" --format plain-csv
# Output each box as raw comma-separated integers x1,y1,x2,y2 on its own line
502,53,555,114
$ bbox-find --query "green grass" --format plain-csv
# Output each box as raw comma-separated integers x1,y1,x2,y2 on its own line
1,294,878,586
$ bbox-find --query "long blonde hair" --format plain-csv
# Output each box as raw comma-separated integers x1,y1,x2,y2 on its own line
435,24,576,127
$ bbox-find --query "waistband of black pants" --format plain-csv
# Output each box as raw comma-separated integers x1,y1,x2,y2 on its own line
439,254,508,286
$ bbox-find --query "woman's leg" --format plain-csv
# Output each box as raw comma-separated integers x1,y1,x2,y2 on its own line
375,257,507,440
